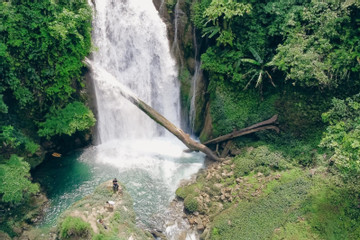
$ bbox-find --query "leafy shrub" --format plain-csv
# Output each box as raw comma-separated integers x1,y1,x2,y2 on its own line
209,81,278,137
0,125,40,154
0,155,39,203
184,195,199,213
234,156,255,177
175,183,202,200
233,146,289,177
175,187,187,199
60,216,92,239
38,101,95,139
251,146,288,171
256,165,271,177
320,94,360,181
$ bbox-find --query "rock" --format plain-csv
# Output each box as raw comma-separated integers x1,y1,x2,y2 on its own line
188,217,196,225
223,160,232,165
236,178,244,184
197,224,205,231
0,231,11,240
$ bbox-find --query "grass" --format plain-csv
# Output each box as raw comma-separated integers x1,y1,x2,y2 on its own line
206,166,360,240
209,172,310,240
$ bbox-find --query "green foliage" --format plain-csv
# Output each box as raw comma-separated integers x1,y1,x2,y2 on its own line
201,0,251,46
0,95,8,113
320,94,360,180
272,220,321,240
209,173,310,240
184,195,199,213
176,183,201,200
59,216,92,239
179,68,192,114
209,81,278,137
0,125,39,154
38,101,95,139
1,1,92,109
241,47,276,91
269,1,360,88
233,146,289,178
0,155,39,203
301,175,360,239
0,0,93,157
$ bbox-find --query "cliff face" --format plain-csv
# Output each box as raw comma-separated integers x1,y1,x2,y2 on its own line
154,0,211,137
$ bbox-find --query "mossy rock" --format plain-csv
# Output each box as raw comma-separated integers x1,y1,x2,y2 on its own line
184,195,199,213
59,216,92,240
57,180,152,240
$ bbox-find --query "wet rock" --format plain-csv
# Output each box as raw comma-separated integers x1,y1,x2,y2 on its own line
151,230,167,240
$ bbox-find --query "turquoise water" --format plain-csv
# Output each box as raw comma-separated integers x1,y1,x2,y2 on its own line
32,139,205,229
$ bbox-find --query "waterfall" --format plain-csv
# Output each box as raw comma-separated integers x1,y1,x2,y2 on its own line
171,1,184,67
189,29,203,134
91,0,180,143
86,0,204,239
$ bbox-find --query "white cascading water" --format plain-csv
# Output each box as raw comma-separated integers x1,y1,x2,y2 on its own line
189,29,203,134
83,0,204,239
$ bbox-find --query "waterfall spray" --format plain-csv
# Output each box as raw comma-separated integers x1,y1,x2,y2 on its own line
87,0,204,239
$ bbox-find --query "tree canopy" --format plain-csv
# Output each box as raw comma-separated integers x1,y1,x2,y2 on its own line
0,0,94,204
0,155,39,203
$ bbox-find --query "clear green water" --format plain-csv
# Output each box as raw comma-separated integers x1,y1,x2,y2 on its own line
32,139,205,230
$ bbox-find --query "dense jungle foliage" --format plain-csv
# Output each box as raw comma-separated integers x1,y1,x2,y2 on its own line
191,0,360,185
1,0,360,238
0,0,94,205
175,0,360,238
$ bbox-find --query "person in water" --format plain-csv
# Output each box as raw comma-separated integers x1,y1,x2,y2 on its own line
112,178,119,192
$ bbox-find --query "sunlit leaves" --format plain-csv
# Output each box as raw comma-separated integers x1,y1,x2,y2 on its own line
270,0,360,88
0,125,40,154
201,0,251,46
38,101,96,139
321,94,360,179
0,155,39,203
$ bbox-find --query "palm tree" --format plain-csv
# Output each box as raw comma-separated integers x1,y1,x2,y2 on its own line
240,47,276,95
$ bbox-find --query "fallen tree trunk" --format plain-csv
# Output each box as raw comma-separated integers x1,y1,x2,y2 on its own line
86,59,279,161
127,94,223,161
203,115,279,145
86,59,222,161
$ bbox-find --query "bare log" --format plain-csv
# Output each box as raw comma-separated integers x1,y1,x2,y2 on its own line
85,59,223,161
85,59,279,161
128,96,223,161
203,115,279,145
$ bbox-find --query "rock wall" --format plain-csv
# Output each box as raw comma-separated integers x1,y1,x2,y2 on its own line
154,0,210,136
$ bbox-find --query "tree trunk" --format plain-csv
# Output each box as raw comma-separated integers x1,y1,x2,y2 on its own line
127,95,223,161
86,59,278,161
203,115,279,145
85,59,222,161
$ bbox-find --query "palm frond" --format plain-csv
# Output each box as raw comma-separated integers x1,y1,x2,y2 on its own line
240,58,261,66
255,71,263,88
265,70,276,87
244,71,258,90
249,47,263,64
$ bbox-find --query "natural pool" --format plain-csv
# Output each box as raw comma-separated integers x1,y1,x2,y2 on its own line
32,137,204,238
